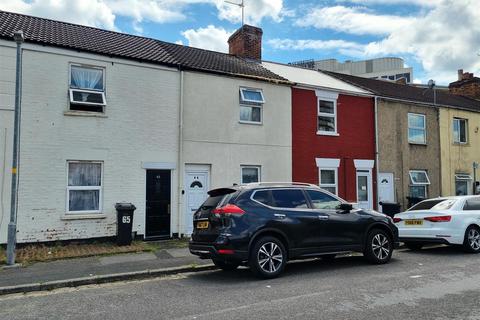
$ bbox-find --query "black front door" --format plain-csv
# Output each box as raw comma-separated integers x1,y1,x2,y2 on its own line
145,170,171,239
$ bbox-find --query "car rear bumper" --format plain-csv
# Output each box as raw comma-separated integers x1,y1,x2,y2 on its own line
189,241,248,262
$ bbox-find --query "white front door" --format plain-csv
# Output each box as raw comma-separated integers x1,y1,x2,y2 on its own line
185,169,209,235
356,170,373,210
378,172,395,211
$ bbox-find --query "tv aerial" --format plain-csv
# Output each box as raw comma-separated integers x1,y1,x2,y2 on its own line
225,0,245,26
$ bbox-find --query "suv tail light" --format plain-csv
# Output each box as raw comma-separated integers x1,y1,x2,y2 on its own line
424,215,452,222
393,217,402,223
212,204,245,216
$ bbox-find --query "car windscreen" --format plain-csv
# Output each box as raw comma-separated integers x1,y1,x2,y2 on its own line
408,199,456,211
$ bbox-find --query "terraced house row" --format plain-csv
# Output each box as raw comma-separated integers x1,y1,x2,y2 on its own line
0,11,479,243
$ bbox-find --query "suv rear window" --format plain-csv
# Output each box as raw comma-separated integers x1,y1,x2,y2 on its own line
271,189,308,209
252,190,274,206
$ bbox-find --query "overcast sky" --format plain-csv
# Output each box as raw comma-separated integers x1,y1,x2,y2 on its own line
1,0,479,84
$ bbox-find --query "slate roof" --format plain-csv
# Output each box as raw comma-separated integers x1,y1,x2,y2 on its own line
0,10,289,84
323,71,480,112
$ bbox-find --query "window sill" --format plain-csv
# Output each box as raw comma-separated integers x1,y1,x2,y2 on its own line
453,142,469,146
316,131,339,136
61,214,107,220
239,120,263,126
409,142,427,146
64,110,108,118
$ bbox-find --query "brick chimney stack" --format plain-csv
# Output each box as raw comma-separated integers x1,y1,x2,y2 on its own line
228,25,263,60
449,69,480,100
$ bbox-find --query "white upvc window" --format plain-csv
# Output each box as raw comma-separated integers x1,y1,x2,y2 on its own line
69,64,106,112
408,113,426,144
317,99,337,135
316,158,340,195
409,170,430,198
453,118,468,144
455,173,472,196
319,168,338,195
241,165,261,184
239,87,264,124
67,161,103,213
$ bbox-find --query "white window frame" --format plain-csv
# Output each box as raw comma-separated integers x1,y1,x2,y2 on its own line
408,113,426,144
239,104,263,125
455,173,472,195
453,118,468,144
66,161,103,214
240,87,265,104
240,165,261,184
319,168,338,195
315,90,339,136
409,170,430,198
69,64,106,111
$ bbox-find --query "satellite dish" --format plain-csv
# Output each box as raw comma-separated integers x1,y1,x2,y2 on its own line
427,79,435,89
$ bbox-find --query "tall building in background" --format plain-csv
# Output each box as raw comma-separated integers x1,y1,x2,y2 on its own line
290,57,413,83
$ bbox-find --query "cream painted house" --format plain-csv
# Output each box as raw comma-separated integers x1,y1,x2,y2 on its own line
0,12,291,243
439,108,480,196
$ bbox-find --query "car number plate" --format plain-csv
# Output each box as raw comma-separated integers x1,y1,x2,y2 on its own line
405,219,423,226
196,221,209,229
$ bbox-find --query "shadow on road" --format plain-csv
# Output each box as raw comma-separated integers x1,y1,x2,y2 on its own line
188,254,400,283
401,244,470,256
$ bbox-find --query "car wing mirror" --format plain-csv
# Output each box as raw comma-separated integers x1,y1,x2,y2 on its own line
336,203,353,213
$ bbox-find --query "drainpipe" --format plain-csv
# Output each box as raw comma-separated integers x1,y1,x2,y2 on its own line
374,96,380,211
177,69,185,238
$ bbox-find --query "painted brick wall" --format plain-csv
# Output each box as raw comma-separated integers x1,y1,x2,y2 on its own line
0,41,180,243
292,88,376,204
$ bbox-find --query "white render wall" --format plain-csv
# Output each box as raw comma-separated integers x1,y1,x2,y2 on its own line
0,40,180,243
180,71,292,233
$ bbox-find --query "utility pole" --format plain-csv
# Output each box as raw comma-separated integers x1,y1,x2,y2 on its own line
225,0,245,26
6,30,24,266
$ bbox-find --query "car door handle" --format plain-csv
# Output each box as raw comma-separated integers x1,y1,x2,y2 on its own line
318,215,329,220
274,213,286,219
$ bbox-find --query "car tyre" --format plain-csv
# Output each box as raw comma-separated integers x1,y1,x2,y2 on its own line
212,259,239,271
364,229,393,264
463,225,480,253
404,242,423,251
249,236,287,279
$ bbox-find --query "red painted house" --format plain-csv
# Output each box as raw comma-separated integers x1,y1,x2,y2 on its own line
263,62,377,209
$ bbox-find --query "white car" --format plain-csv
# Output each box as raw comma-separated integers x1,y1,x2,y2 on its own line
394,196,480,252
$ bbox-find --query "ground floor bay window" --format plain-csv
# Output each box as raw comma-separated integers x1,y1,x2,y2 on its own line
455,173,472,196
67,161,103,213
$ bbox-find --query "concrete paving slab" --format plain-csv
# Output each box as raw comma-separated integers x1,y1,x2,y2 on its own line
99,253,157,266
165,248,190,258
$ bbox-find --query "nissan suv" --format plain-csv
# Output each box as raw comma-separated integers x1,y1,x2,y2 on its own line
189,183,399,278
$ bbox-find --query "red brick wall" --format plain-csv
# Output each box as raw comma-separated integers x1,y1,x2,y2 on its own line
292,88,376,205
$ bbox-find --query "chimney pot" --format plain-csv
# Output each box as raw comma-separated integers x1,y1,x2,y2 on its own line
458,69,463,81
228,25,263,60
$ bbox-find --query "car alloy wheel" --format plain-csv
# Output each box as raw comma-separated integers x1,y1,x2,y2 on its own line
372,233,390,260
257,242,283,274
465,227,480,253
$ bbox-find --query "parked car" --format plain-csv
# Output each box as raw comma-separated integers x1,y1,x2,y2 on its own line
189,182,399,278
393,196,480,252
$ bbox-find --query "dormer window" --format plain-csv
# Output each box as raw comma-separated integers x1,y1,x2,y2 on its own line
239,87,264,124
69,65,106,113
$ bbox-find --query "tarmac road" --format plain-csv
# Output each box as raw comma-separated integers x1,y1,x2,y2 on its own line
1,245,480,320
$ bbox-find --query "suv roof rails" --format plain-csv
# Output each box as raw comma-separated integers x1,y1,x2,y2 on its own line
243,182,320,188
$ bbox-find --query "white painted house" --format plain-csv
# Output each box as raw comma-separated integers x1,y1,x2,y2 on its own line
0,12,291,242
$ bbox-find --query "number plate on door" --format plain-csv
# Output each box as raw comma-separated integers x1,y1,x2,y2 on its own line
196,221,209,229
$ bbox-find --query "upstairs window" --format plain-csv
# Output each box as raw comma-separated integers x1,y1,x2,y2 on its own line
408,113,426,144
317,99,337,134
409,170,430,198
239,88,264,124
453,118,468,144
69,65,106,112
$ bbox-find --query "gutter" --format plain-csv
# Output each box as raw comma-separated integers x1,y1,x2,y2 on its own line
374,96,380,209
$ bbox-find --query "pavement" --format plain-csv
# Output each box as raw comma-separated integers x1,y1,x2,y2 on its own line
0,247,213,295
1,245,479,320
